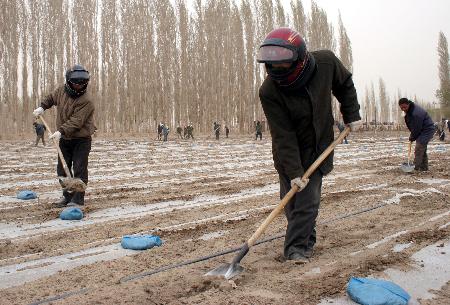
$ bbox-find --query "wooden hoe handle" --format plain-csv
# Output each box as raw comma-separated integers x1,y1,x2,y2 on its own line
247,127,351,247
38,115,72,178
407,141,412,164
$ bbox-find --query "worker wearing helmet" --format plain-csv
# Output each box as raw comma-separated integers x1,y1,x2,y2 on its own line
257,28,361,263
33,64,96,207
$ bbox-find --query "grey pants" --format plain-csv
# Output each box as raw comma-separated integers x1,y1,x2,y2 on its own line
414,142,428,171
280,170,323,258
35,134,46,146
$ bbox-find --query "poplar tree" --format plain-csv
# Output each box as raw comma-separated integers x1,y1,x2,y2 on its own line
338,12,352,72
436,31,450,111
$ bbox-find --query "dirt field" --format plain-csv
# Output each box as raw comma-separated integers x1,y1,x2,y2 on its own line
1,132,449,305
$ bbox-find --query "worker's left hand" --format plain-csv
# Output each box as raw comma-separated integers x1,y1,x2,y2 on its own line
291,177,309,192
49,131,61,141
346,120,362,132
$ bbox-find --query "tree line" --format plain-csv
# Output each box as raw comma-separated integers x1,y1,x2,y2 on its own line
3,0,445,138
0,0,354,138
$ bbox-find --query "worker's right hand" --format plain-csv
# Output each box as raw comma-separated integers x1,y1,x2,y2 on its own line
290,177,309,192
33,107,44,117
49,131,61,141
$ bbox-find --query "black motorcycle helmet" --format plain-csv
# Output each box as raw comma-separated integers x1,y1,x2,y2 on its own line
65,64,90,98
257,27,315,88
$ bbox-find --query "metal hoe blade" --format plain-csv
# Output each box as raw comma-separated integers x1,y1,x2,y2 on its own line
205,244,249,280
205,263,244,280
400,162,415,173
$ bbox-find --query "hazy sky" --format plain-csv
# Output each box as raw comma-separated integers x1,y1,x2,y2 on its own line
297,0,450,104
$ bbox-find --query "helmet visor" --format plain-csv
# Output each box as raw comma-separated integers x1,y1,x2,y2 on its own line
257,45,295,63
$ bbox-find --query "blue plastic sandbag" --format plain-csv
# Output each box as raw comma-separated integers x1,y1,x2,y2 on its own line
17,190,37,200
347,277,410,305
60,207,84,220
121,235,162,250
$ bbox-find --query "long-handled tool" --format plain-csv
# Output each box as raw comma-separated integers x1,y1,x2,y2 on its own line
39,115,87,192
400,141,414,173
206,127,351,280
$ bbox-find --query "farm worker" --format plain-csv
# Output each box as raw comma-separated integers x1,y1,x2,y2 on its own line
255,121,263,140
33,119,47,147
162,124,170,141
257,27,361,263
176,125,183,139
336,121,348,144
187,124,194,139
398,98,435,171
214,122,220,140
33,64,95,207
157,122,164,140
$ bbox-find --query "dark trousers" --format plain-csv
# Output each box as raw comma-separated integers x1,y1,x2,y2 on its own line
35,134,46,146
414,142,428,171
280,170,323,258
57,137,92,184
255,132,262,140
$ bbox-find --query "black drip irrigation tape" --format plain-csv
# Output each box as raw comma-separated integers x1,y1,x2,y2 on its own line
28,200,392,305
120,233,285,283
29,288,89,305
121,200,391,283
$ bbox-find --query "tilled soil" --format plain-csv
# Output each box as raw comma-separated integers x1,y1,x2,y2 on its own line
0,132,449,305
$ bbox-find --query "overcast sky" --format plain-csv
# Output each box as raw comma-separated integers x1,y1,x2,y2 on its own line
297,0,450,104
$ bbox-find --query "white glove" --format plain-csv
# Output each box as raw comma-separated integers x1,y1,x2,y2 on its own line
346,120,362,132
49,131,61,141
291,177,309,192
33,107,44,117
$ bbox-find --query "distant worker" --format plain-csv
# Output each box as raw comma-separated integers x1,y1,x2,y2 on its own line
176,125,183,139
157,122,163,140
187,124,194,140
214,122,220,140
33,120,47,147
398,98,435,171
225,125,230,138
336,121,348,144
162,124,170,142
255,121,263,140
438,119,446,141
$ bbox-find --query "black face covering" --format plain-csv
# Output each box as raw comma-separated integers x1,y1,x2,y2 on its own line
65,82,88,98
266,63,296,82
267,53,316,91
64,65,90,98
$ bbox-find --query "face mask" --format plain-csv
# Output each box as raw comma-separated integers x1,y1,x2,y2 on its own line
266,63,293,76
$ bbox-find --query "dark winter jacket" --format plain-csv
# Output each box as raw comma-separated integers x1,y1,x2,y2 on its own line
41,85,96,139
259,50,361,179
33,123,46,136
404,102,434,145
256,122,262,133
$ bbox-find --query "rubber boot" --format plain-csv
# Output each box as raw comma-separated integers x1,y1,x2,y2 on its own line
68,192,85,207
53,191,73,208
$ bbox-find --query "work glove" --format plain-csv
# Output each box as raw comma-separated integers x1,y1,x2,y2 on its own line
49,131,61,141
290,177,309,192
346,120,362,132
33,107,44,117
